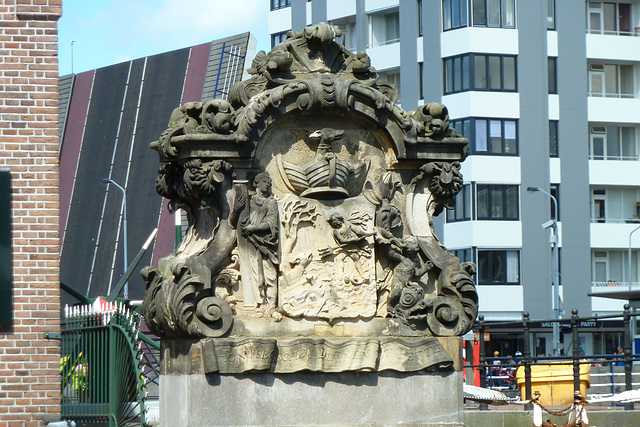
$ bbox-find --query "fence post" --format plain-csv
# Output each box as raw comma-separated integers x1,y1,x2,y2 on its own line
523,312,532,411
623,304,634,410
478,315,488,411
571,309,580,394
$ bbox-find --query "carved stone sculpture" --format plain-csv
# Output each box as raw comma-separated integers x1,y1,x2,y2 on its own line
142,22,478,376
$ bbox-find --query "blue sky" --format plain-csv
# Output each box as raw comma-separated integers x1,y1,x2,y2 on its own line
58,0,271,75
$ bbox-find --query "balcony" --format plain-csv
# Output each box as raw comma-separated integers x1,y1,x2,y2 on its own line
588,97,640,123
590,221,640,248
590,160,640,186
591,217,640,224
591,281,640,295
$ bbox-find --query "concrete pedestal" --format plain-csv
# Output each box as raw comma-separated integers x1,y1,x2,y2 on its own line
160,370,463,426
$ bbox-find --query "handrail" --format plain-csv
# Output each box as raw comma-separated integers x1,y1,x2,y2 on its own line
469,306,637,410
61,281,93,304
61,303,152,426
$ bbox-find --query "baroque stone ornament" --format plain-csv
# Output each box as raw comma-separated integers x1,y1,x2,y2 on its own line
142,23,477,374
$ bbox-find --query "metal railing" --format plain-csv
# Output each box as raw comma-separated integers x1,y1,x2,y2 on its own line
587,91,636,99
467,305,640,411
591,281,640,294
60,302,159,426
367,37,400,48
590,217,640,223
588,155,639,161
587,28,640,37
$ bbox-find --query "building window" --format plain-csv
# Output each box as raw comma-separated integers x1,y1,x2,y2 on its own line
592,250,638,283
444,54,517,94
548,57,557,94
589,126,637,160
477,184,519,220
591,187,640,224
588,63,634,98
591,188,607,223
443,0,468,31
587,2,632,36
368,9,400,48
549,120,558,157
452,248,473,264
478,250,520,285
471,0,515,28
271,31,288,49
330,18,357,51
547,0,555,30
452,118,472,144
452,117,518,155
270,0,291,11
447,184,472,222
378,69,401,102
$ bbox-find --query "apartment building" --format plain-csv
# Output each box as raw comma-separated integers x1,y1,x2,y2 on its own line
269,0,640,355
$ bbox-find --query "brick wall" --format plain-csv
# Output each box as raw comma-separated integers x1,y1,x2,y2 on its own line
0,0,62,425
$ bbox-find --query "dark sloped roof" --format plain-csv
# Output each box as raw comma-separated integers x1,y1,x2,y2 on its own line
59,33,252,303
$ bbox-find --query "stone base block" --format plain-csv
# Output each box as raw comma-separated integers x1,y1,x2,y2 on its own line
160,371,463,426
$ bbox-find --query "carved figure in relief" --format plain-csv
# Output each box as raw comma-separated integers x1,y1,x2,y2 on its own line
321,211,374,281
386,235,432,322
143,22,478,340
231,172,281,319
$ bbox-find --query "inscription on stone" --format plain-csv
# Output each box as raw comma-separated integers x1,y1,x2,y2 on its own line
378,337,453,372
202,336,454,374
274,338,378,373
211,338,277,373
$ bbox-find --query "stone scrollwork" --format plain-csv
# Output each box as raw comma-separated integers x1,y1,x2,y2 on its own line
413,102,451,138
143,22,478,362
142,263,233,338
411,161,464,217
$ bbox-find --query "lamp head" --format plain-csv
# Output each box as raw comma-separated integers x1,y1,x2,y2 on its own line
526,187,540,192
100,178,110,185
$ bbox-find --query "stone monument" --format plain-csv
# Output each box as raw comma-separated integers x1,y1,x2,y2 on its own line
142,23,477,426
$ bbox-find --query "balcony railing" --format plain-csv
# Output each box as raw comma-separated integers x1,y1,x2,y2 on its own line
591,281,640,294
587,28,640,37
590,217,640,224
588,91,636,98
367,38,400,49
589,154,639,161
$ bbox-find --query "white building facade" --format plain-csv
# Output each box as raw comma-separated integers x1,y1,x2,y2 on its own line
270,0,640,355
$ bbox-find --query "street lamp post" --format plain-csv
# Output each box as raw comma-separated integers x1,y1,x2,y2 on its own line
628,225,640,293
527,186,560,356
100,178,128,298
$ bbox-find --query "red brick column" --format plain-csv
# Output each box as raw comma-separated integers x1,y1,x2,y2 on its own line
0,1,62,424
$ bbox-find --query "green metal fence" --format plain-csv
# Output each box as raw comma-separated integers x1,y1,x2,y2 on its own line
60,302,154,426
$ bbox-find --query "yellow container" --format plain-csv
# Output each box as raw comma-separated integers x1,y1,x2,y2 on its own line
516,364,590,406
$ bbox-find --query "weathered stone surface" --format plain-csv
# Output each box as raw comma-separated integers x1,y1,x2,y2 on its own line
207,337,277,373
378,337,453,372
160,370,464,426
163,334,458,375
142,22,478,341
274,337,379,372
278,195,377,320
146,21,476,426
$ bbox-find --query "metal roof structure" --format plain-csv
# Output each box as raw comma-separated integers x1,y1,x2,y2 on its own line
58,33,255,303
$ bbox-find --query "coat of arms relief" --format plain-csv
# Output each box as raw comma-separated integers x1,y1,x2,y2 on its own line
141,22,478,374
